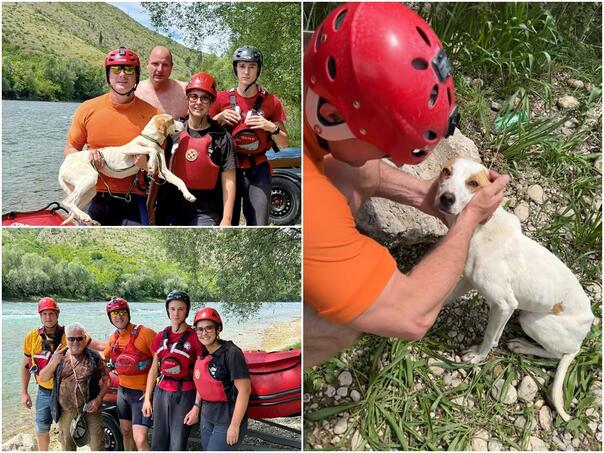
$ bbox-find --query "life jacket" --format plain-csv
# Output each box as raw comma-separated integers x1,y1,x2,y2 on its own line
32,326,65,375
170,130,220,190
193,342,235,403
156,327,194,381
229,87,273,159
95,172,147,196
109,325,152,376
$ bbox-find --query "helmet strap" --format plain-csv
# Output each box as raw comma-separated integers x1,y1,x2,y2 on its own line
110,83,137,97
305,88,356,142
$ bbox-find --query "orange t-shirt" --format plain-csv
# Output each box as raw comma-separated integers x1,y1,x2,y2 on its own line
103,323,157,391
303,122,397,324
67,93,159,195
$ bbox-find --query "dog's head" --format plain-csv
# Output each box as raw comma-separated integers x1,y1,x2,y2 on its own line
434,157,491,216
150,114,185,139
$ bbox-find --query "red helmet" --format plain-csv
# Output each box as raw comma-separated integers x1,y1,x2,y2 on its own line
106,297,130,324
193,307,222,332
104,47,141,84
185,72,217,99
37,297,59,314
304,3,460,166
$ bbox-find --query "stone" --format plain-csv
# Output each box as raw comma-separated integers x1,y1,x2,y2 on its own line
491,379,518,405
471,428,489,451
528,436,547,451
303,393,311,403
338,371,353,387
326,385,336,398
527,185,545,204
538,405,553,432
333,417,347,435
514,203,530,222
513,416,535,431
350,390,362,402
517,376,539,402
427,357,445,376
472,78,485,88
356,129,480,243
567,78,585,89
557,95,579,109
337,386,349,397
491,101,502,111
488,439,503,451
351,430,363,450
2,433,36,451
594,158,602,174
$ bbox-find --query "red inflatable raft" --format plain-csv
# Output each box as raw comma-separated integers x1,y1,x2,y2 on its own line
2,202,74,226
104,349,301,419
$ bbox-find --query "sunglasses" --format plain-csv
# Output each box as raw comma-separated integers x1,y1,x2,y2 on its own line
187,93,213,104
67,336,85,342
109,65,136,75
110,310,128,318
195,325,215,333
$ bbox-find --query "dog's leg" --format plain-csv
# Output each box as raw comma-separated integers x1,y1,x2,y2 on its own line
463,299,516,363
507,338,561,359
444,277,473,306
61,173,100,226
155,151,196,202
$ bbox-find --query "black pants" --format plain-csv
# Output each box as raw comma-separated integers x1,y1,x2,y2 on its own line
232,161,271,226
155,185,220,226
87,192,146,226
150,387,196,451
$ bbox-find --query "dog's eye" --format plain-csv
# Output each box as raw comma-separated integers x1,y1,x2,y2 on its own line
467,180,479,188
441,168,451,177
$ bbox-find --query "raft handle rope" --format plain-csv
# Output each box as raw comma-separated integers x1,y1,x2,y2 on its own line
3,201,69,219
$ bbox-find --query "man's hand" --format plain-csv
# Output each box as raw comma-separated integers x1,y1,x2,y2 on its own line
50,345,68,364
183,405,200,426
462,171,509,224
142,398,153,418
88,149,104,169
245,114,275,132
214,109,241,127
21,392,32,409
226,423,240,446
133,154,148,170
85,396,102,413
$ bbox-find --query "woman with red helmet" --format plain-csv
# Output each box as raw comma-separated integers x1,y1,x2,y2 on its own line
188,307,251,450
142,290,204,450
151,72,237,226
103,297,156,451
303,3,510,366
63,47,159,226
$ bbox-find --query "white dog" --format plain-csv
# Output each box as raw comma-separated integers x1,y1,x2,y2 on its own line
435,157,594,421
58,114,196,225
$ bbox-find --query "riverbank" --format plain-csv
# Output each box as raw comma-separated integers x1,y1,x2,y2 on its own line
261,316,302,351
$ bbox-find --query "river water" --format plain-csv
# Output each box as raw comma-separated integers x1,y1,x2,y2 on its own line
2,100,80,213
2,301,300,441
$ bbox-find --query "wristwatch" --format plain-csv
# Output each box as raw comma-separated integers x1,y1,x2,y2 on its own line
271,125,280,135
194,402,202,408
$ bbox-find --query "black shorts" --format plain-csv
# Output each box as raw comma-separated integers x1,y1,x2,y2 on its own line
117,386,152,427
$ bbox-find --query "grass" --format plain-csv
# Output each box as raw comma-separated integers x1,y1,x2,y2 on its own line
304,2,601,450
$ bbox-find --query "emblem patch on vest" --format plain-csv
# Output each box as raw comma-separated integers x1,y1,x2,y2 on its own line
195,369,200,379
185,149,198,161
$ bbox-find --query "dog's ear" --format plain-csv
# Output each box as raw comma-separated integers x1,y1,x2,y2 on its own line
154,116,168,137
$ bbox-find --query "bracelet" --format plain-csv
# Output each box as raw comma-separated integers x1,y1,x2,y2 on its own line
271,126,280,135
194,402,202,408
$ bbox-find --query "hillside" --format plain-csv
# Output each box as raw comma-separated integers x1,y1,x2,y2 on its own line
2,2,203,80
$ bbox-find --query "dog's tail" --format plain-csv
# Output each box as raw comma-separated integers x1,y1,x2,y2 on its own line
551,351,578,422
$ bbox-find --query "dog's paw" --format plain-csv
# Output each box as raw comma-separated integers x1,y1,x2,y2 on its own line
507,338,531,354
461,346,485,364
185,194,197,202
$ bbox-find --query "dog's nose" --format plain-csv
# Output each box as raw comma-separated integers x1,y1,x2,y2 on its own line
440,192,455,207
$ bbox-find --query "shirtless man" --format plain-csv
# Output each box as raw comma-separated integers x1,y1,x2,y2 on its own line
135,46,188,119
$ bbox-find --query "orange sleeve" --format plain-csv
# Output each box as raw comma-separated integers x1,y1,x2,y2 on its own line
67,101,91,150
103,333,114,359
137,326,157,356
303,151,397,325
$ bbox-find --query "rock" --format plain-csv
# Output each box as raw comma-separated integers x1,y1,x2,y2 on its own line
594,158,602,174
491,101,502,111
2,433,37,451
538,405,553,432
333,417,348,435
427,357,445,376
564,119,579,128
513,416,535,431
491,379,518,404
303,393,311,403
471,428,489,451
514,203,530,222
517,376,539,402
488,439,503,451
350,390,362,402
326,385,336,398
356,129,480,242
338,371,353,387
571,437,581,448
351,430,363,449
528,436,547,451
567,79,585,89
337,386,349,397
472,78,484,88
527,185,545,204
557,95,579,109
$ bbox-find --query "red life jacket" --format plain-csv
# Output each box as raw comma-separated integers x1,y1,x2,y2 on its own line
229,88,271,158
156,327,194,381
109,325,152,376
193,353,229,402
33,326,65,374
171,130,220,190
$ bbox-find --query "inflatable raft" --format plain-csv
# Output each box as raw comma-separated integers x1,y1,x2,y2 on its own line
2,202,74,226
104,349,301,419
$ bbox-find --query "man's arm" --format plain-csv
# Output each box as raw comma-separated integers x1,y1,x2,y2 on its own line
38,345,67,382
142,354,159,417
271,121,289,148
220,169,236,226
347,175,508,338
20,355,32,409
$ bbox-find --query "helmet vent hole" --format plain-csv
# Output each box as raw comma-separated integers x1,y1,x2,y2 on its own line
424,130,438,141
327,56,337,81
447,87,452,105
412,58,428,70
416,27,431,47
412,149,427,157
429,85,439,108
334,9,348,31
315,26,324,52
